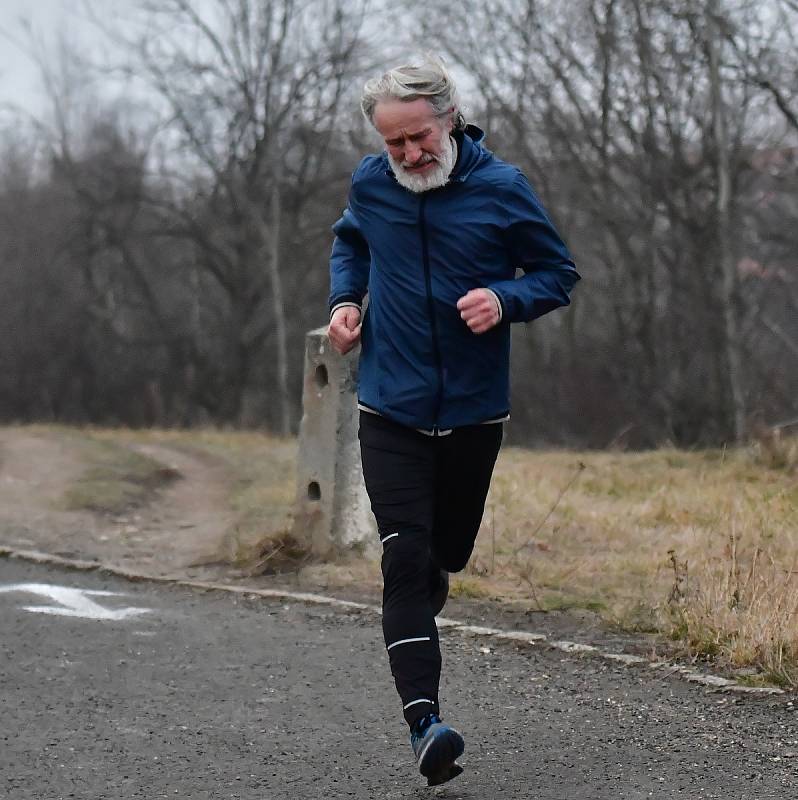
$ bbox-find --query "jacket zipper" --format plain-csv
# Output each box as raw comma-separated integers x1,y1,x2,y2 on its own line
418,194,444,432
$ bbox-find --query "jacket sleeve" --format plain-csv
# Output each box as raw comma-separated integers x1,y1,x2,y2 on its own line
329,204,370,312
488,173,580,323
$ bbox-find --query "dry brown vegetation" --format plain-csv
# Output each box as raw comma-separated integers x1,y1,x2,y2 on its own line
466,435,798,685
51,427,798,686
4,2,798,450
55,429,181,515
81,428,299,570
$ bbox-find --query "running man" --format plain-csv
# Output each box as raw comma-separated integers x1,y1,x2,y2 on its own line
328,57,579,785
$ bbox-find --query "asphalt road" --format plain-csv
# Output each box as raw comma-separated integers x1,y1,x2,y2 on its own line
1,559,796,800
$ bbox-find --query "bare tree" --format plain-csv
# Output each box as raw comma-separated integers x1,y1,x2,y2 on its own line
2,0,794,444
422,0,796,445
97,0,370,431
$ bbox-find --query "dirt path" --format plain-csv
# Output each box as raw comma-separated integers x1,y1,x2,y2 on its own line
125,441,235,572
0,427,751,671
0,429,235,579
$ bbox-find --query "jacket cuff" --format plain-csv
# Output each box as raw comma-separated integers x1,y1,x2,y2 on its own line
484,288,503,323
330,301,362,320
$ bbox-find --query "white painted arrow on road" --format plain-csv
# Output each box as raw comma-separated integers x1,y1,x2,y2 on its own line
0,583,152,621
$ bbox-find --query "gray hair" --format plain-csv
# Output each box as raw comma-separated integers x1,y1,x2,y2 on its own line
361,57,466,131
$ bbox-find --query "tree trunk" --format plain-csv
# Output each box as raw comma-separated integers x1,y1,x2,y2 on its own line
269,169,291,436
708,0,746,441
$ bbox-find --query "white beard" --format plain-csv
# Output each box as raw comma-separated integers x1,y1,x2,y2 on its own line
388,132,456,193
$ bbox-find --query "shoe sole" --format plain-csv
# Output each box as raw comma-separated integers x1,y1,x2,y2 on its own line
417,726,464,780
427,762,464,787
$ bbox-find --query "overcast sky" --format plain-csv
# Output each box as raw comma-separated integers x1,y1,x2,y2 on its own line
0,0,99,117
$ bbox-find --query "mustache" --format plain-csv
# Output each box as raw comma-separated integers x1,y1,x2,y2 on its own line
401,153,438,169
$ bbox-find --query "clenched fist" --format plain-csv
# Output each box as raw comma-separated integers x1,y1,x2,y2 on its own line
456,288,501,334
328,305,362,355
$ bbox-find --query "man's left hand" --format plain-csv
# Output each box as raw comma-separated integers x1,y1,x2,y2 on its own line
457,289,501,334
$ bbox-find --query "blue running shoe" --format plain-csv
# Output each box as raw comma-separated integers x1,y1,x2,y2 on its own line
410,714,464,786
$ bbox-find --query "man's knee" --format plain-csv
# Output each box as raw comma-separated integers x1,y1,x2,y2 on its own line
430,512,482,574
431,539,474,574
381,529,429,582
437,553,471,574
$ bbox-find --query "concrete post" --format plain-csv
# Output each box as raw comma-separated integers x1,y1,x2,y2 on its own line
291,327,377,557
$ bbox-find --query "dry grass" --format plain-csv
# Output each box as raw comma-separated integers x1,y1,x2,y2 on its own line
58,432,180,514
665,531,798,687
130,428,296,569
148,429,299,569
46,424,798,684
461,434,798,683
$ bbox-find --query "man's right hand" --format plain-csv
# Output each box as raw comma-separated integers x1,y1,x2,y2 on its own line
328,306,362,355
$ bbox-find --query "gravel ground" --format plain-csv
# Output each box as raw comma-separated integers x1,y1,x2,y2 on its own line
1,558,795,800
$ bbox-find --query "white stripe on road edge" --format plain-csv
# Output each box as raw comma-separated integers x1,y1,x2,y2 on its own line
603,653,647,666
497,630,548,643
0,546,785,696
551,640,599,654
455,624,505,636
403,698,435,710
431,616,462,629
387,636,432,651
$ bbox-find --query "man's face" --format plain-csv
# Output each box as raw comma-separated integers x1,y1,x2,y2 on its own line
372,98,455,193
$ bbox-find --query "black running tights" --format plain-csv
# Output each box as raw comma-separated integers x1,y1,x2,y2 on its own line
358,411,503,728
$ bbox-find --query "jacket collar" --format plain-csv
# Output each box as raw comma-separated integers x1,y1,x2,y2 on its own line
381,123,488,185
448,124,486,183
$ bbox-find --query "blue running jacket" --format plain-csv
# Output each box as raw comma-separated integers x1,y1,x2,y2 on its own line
329,126,580,432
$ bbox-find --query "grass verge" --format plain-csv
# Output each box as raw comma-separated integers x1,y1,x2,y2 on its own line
80,427,301,571
59,434,180,515
42,424,798,686
158,430,300,571
462,434,798,685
